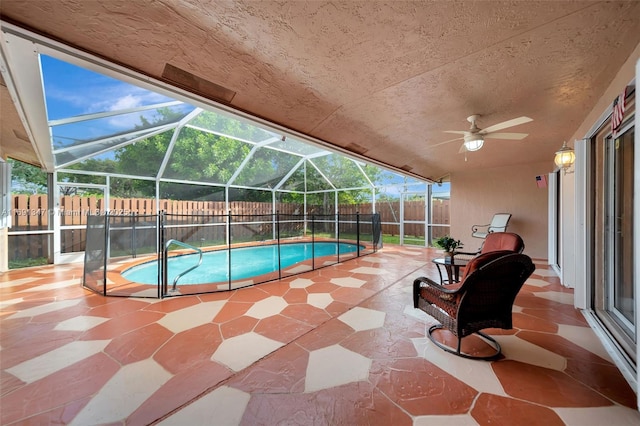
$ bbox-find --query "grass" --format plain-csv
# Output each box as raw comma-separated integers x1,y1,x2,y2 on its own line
9,257,49,269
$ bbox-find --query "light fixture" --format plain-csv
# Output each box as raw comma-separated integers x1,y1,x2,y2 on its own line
463,134,484,152
554,141,575,173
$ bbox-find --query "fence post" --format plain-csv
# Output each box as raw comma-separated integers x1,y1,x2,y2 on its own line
356,212,360,257
159,211,167,299
276,211,281,280
103,212,109,297
227,210,232,291
336,212,340,263
311,214,315,270
131,212,137,258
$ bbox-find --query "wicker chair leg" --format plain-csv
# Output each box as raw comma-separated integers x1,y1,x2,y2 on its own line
427,324,501,361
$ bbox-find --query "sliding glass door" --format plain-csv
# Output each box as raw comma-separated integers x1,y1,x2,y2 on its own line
592,117,636,362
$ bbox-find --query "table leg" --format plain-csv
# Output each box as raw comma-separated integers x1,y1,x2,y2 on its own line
444,264,454,284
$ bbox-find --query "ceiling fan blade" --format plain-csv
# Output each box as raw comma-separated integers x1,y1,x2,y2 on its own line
480,116,533,134
458,143,467,154
443,130,467,135
428,136,464,149
483,132,529,140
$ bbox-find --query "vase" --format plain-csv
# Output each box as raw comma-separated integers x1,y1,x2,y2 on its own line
443,251,453,264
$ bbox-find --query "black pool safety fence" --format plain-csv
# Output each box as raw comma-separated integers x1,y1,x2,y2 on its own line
83,211,383,298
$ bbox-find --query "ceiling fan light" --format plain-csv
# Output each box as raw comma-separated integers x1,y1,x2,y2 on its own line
463,137,484,151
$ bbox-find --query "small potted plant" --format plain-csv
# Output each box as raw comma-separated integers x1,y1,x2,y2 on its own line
434,236,463,263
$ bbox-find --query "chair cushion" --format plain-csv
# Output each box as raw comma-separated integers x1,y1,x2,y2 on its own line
481,232,524,254
459,250,514,282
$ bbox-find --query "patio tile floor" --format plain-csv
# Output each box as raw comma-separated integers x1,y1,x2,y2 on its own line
0,245,638,425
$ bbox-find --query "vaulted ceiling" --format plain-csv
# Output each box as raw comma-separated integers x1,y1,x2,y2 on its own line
1,1,639,181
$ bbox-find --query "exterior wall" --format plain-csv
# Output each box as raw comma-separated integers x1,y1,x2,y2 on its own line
450,161,550,260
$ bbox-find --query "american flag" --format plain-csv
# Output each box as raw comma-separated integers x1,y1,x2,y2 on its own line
611,87,626,138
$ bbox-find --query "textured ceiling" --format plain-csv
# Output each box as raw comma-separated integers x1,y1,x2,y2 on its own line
1,1,639,180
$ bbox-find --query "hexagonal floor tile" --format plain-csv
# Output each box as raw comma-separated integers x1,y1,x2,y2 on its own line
331,277,366,288
245,296,288,319
211,332,283,372
338,307,385,331
305,344,371,392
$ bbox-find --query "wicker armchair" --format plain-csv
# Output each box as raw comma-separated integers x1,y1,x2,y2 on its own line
413,251,535,360
453,231,524,261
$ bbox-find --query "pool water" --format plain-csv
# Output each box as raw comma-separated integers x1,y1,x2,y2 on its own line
122,241,360,285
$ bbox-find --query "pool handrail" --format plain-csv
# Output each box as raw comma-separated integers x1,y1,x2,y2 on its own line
164,239,203,293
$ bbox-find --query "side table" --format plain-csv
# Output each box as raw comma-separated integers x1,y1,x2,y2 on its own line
432,256,470,284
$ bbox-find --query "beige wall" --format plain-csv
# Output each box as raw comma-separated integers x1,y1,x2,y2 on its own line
450,161,550,260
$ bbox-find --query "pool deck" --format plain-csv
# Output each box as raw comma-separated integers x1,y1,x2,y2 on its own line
1,245,638,424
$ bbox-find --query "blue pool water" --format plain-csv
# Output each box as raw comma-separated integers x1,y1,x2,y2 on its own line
122,241,360,285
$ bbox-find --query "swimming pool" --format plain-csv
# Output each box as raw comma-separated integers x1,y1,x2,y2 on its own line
122,241,361,285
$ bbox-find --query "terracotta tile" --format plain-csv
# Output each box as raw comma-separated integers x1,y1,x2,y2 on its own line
0,318,56,349
213,301,251,322
197,291,233,302
220,315,259,339
493,360,613,407
280,304,331,327
105,323,174,365
331,286,375,305
519,306,588,327
375,309,428,337
0,329,79,369
143,296,201,313
80,310,165,340
127,360,233,425
305,281,340,294
516,331,610,364
295,320,355,351
229,343,309,393
258,280,291,297
29,304,92,324
471,392,565,425
1,369,25,396
316,267,351,279
229,287,270,303
341,328,418,359
324,300,352,317
0,353,119,425
565,359,638,409
239,382,412,426
89,298,151,318
16,397,91,425
154,323,223,374
254,314,313,343
282,287,308,304
370,358,477,415
512,312,559,333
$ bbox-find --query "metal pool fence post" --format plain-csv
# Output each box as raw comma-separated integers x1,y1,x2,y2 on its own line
311,214,315,270
337,212,340,263
159,211,167,299
357,212,360,257
131,212,137,258
103,212,109,296
276,211,281,280
227,211,232,291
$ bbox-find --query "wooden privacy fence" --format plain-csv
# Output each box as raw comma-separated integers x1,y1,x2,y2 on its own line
9,195,449,259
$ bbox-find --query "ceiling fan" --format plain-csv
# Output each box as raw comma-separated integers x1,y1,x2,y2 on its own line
433,114,533,154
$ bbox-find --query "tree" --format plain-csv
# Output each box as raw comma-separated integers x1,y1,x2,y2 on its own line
56,107,383,205
8,159,48,194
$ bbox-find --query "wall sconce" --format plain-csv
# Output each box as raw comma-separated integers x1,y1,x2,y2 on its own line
554,141,575,174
